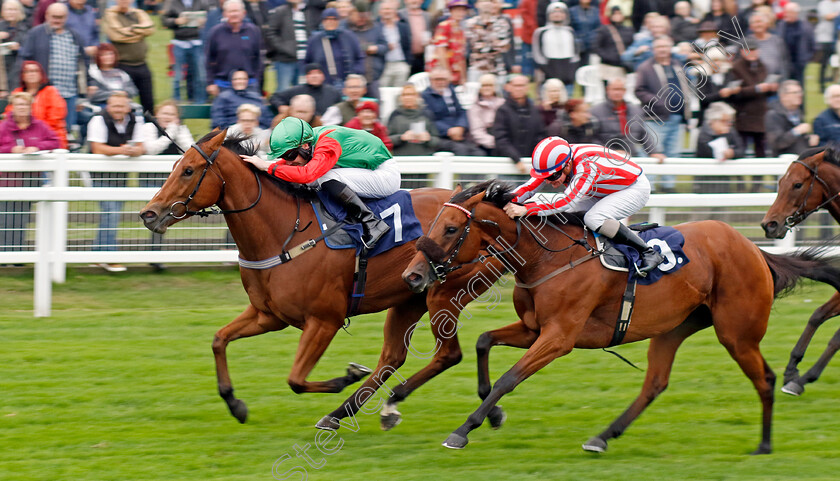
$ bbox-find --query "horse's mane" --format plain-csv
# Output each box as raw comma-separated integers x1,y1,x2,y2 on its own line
798,144,840,167
198,130,317,199
448,179,586,228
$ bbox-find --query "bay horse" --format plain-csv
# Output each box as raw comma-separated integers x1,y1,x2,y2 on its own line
761,145,840,396
402,181,840,454
139,129,507,429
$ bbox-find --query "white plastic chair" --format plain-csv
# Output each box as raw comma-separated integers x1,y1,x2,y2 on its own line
622,73,641,105
575,65,605,104
378,87,402,123
407,72,430,92
456,81,480,110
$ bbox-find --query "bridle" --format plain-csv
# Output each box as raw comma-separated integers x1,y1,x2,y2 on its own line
420,202,522,283
169,142,262,219
784,159,840,229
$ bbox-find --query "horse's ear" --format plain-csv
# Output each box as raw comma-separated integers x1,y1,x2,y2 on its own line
463,190,486,208
453,184,463,195
204,128,228,150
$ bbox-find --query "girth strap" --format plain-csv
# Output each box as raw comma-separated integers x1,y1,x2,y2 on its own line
347,250,370,317
608,275,637,347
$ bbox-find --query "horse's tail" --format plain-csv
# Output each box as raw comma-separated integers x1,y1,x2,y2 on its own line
760,245,840,298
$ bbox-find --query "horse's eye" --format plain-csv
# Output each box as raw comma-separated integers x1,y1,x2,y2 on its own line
445,226,458,235
793,183,803,189
183,167,194,177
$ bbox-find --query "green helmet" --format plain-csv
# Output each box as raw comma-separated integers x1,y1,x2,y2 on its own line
268,117,315,160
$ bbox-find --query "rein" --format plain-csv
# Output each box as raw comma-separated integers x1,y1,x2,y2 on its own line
421,201,595,285
784,159,840,229
170,143,262,219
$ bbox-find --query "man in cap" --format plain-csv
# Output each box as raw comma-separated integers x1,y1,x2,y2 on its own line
304,7,364,88
241,117,401,249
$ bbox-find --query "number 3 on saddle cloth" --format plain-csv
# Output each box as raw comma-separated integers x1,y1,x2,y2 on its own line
312,190,424,257
596,224,691,285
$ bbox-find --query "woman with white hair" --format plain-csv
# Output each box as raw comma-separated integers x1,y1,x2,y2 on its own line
467,73,505,155
695,101,744,193
532,2,578,95
538,78,567,130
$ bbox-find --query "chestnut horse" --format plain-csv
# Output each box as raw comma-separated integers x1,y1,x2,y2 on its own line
761,145,840,396
402,181,840,454
139,130,506,429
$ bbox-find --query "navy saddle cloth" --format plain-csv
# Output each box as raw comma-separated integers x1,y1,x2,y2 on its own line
595,224,690,285
311,190,423,257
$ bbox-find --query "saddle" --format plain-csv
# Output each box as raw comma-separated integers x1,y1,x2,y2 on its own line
595,223,690,286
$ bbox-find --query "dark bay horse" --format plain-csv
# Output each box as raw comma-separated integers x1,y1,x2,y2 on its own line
402,181,840,454
139,129,506,429
761,145,840,396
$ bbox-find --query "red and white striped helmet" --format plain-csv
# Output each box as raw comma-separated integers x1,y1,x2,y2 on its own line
530,137,572,179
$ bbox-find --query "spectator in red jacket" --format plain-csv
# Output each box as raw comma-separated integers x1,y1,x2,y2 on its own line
345,100,393,152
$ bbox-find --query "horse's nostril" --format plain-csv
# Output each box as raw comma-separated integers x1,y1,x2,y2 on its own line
141,210,158,222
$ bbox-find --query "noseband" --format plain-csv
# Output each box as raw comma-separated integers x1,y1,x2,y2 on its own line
418,202,520,283
784,160,840,229
169,143,262,219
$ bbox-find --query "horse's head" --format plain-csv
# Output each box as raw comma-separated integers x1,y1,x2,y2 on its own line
403,181,513,293
761,146,837,238
140,129,230,233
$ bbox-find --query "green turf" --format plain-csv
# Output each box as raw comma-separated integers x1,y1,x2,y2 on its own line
2,268,840,480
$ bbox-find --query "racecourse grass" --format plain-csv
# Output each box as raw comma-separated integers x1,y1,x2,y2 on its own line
2,268,840,480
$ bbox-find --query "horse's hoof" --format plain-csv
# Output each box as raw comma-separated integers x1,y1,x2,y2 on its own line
315,415,340,431
381,412,402,431
229,399,248,424
751,444,772,455
442,432,468,449
487,405,506,430
347,362,373,382
781,380,804,396
582,437,607,453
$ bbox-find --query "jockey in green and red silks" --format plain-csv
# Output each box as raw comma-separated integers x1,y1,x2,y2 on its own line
241,117,400,249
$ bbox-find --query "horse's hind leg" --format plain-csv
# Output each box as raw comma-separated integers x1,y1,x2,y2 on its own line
287,315,374,395
213,304,288,423
584,313,709,453
714,313,776,455
475,321,538,429
782,293,840,395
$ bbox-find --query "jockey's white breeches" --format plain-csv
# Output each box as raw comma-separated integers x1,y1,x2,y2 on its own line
579,174,651,232
315,159,402,198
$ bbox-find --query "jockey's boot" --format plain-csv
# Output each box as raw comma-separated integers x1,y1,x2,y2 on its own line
321,179,390,250
610,223,664,277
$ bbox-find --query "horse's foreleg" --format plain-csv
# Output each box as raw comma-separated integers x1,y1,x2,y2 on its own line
785,324,840,395
287,317,367,394
213,304,288,423
583,315,707,453
442,325,573,450
316,299,427,431
474,321,538,429
782,293,840,393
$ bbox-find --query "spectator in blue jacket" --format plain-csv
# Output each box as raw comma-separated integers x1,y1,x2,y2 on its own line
621,13,669,70
776,3,817,86
815,84,840,146
211,69,266,129
347,1,387,98
421,66,483,156
304,8,364,89
377,0,412,88
569,0,600,64
205,0,263,98
66,0,99,58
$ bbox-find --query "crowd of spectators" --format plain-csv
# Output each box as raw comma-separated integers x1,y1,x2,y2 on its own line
5,0,840,257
